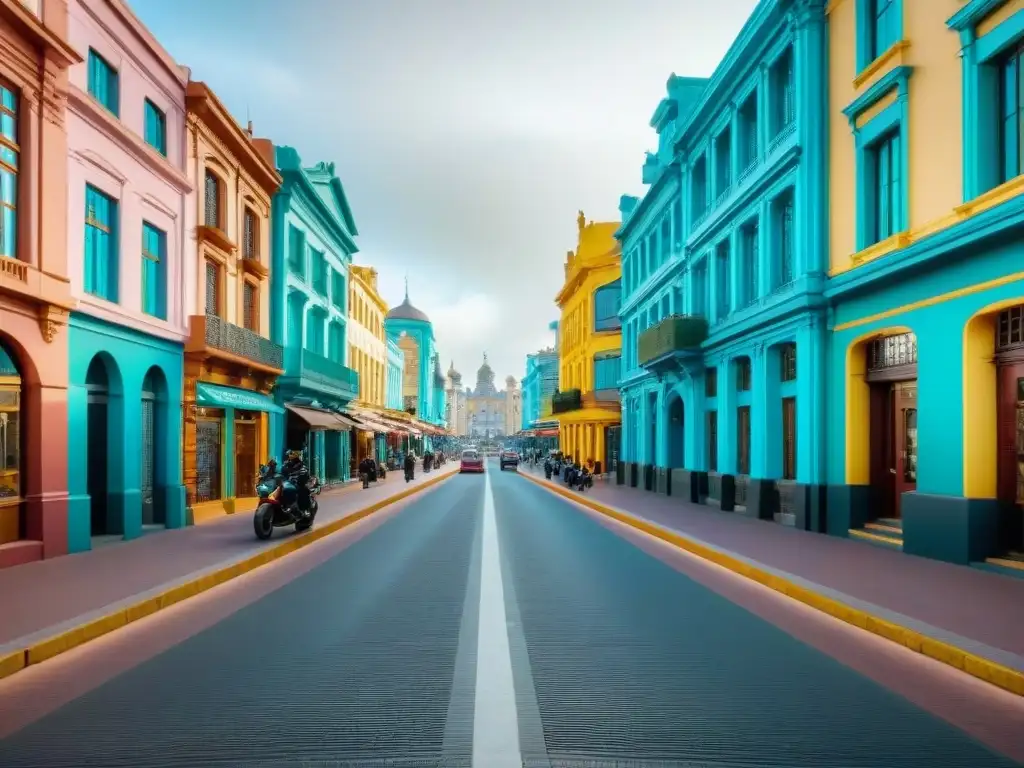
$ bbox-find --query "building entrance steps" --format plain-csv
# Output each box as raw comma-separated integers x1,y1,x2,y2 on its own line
518,464,1024,696
0,467,458,679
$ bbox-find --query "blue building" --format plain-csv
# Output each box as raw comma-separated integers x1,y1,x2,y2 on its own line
385,288,442,438
268,147,361,484
385,336,404,411
521,348,558,431
620,0,829,527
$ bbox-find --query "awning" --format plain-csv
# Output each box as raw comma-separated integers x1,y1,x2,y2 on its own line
195,382,283,413
334,412,364,430
346,409,392,433
286,404,348,431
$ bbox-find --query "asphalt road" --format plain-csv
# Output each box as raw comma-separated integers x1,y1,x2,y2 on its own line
1,462,1021,768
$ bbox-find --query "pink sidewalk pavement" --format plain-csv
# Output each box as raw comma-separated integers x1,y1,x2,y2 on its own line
0,468,455,653
520,464,1024,674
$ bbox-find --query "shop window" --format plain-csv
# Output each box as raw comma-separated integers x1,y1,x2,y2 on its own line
203,169,221,229
1,83,19,260
87,49,119,117
84,184,119,302
737,404,751,475
141,221,166,319
143,99,166,156
706,410,718,472
782,397,796,480
0,347,21,504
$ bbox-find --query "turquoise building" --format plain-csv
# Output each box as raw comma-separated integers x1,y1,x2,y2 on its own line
521,347,558,431
620,0,830,529
385,288,442,430
385,336,403,411
67,316,186,552
268,147,360,483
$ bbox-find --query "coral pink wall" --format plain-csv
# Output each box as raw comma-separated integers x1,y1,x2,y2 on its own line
65,0,193,342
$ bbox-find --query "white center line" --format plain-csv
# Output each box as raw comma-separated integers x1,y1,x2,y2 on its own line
472,468,522,768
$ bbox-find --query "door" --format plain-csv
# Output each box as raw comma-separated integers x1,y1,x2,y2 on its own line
195,418,222,503
234,420,258,498
604,425,621,475
140,395,156,524
998,364,1024,549
87,393,109,535
892,381,918,516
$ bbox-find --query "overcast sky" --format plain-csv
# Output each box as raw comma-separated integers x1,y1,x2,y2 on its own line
132,0,757,386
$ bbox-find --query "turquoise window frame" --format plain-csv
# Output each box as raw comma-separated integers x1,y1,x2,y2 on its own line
143,99,166,156
0,83,18,259
141,221,166,319
856,0,904,74
87,49,119,117
949,2,1024,201
84,184,119,302
593,352,621,391
842,66,913,251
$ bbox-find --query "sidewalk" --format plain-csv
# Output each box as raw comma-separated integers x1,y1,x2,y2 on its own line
0,467,456,666
519,464,1024,693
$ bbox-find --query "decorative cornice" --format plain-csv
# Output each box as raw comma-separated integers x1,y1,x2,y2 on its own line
1,0,82,68
947,0,1006,32
842,65,914,125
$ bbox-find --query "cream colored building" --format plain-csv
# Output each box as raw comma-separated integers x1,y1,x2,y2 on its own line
446,362,468,435
347,265,387,408
504,376,521,436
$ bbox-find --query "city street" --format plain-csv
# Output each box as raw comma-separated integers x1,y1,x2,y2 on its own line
1,461,1022,768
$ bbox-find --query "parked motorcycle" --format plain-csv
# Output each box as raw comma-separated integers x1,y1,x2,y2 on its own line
253,464,323,540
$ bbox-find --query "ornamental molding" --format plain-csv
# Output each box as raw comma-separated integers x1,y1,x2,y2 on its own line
38,304,69,343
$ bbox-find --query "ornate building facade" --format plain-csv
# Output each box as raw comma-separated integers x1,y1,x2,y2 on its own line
466,355,515,439
445,361,468,435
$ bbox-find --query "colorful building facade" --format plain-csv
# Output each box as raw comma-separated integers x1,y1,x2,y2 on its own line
824,0,1024,566
181,84,283,523
347,264,390,463
385,288,440,423
65,0,192,548
265,146,360,484
385,336,403,411
554,212,622,471
623,1,829,524
0,0,79,568
521,346,558,430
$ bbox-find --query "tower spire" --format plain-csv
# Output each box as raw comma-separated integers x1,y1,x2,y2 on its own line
404,274,409,302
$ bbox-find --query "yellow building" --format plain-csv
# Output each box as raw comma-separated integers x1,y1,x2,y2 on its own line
346,264,391,463
554,211,622,471
824,0,1024,566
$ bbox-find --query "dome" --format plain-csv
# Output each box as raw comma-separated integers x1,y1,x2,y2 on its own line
386,281,431,324
447,359,460,379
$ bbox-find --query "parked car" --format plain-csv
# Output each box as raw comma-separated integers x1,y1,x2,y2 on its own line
460,449,485,473
499,450,519,471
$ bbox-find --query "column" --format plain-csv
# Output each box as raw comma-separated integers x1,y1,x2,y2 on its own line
793,4,828,275
718,360,737,474
796,319,827,485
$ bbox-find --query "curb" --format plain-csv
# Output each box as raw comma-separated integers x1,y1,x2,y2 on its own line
518,471,1024,698
0,469,457,682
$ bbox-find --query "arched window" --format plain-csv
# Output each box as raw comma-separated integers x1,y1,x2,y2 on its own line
204,170,221,229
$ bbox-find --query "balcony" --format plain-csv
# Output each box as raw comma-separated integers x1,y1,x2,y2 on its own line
552,388,582,415
187,314,283,373
638,315,708,374
281,348,360,404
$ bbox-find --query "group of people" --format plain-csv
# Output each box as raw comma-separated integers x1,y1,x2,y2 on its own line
543,451,595,492
357,448,450,487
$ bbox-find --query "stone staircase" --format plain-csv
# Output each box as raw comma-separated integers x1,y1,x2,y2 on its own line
849,517,903,551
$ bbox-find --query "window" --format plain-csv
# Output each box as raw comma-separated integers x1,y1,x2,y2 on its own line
84,185,118,301
715,239,730,318
594,279,621,331
311,249,327,295
691,156,708,220
691,260,707,316
288,225,306,277
305,307,325,354
242,208,258,259
594,353,620,391
999,43,1024,184
781,343,797,382
331,269,345,310
660,217,671,260
771,49,794,137
868,0,898,62
739,92,758,171
88,50,119,116
736,358,751,391
0,83,18,259
705,367,717,397
715,127,732,195
143,99,166,156
203,170,221,229
671,198,683,249
741,222,759,306
782,397,796,480
775,192,795,287
205,259,221,317
706,411,718,472
328,321,344,362
242,281,258,331
141,222,166,319
737,405,751,475
870,131,901,244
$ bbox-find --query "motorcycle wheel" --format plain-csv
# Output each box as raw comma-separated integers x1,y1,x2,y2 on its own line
254,503,275,540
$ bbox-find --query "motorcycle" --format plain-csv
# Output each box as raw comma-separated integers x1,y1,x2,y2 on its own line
253,464,323,540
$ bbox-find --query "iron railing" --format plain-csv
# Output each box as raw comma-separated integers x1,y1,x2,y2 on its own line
638,315,709,366
204,314,283,369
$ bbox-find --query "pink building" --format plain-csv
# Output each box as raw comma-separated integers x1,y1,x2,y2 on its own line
63,0,193,552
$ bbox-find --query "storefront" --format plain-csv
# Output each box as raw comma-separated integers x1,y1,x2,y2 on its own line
284,403,352,486
184,381,282,524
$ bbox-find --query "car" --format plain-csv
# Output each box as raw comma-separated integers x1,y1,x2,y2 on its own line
460,449,485,473
500,450,519,471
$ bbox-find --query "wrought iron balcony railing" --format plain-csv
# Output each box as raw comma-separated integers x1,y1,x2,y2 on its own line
638,314,709,367
199,314,283,370
292,348,359,394
552,388,582,414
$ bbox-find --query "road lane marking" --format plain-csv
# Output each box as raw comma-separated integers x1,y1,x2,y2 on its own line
472,469,522,768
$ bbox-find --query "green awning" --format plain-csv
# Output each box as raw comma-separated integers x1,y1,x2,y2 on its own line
195,382,284,414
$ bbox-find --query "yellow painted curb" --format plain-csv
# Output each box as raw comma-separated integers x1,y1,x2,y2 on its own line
1,470,457,681
519,472,1024,698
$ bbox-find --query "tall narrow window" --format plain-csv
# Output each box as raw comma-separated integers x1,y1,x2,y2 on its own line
872,132,901,243
737,405,751,475
869,0,897,61
0,83,18,259
782,397,796,480
84,185,119,301
999,42,1024,184
672,198,683,249
143,99,166,155
691,156,708,221
715,239,730,318
205,259,221,317
288,225,306,277
141,221,166,319
87,49,119,117
692,260,707,316
776,192,795,287
739,91,759,171
742,222,759,305
705,367,718,397
706,410,718,472
715,126,732,195
593,279,622,331
781,343,797,382
204,170,221,229
771,48,794,136
242,208,257,259
736,358,752,391
242,280,258,331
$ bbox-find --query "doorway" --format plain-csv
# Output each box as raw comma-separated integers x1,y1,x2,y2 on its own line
997,362,1024,551
86,357,112,536
140,377,156,525
234,413,259,498
667,396,684,468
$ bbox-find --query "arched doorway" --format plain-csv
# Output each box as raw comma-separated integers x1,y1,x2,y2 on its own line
667,394,684,468
995,305,1024,554
0,341,23,547
141,366,167,527
86,356,113,537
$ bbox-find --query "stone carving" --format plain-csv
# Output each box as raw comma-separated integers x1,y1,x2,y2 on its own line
38,305,68,343
577,210,586,233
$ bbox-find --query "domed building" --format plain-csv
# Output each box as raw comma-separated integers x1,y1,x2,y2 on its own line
465,354,520,439
445,361,468,435
384,285,446,427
